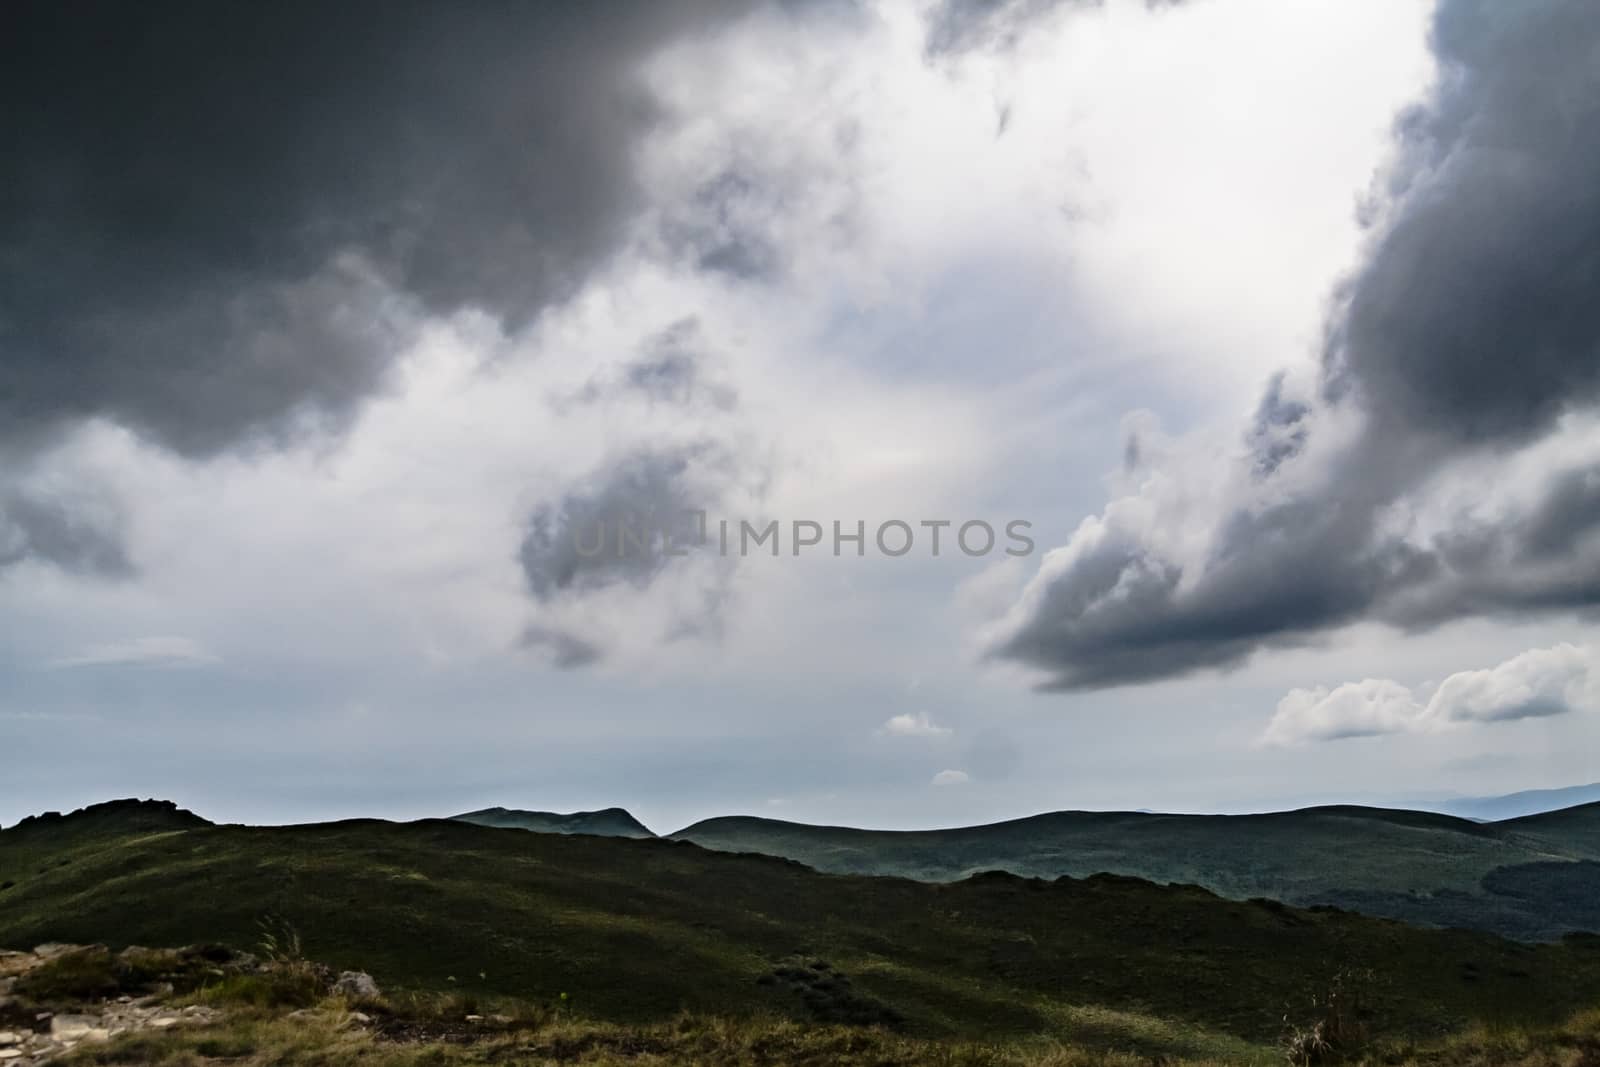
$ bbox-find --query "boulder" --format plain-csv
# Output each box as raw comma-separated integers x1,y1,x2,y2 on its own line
332,971,380,998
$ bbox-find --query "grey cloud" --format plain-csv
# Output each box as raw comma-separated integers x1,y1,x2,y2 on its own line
996,489,1434,690
991,0,1600,689
520,626,604,671
568,320,739,411
1385,464,1600,627
1245,374,1311,479
519,444,731,603
923,0,1181,57
667,171,785,282
923,0,1092,56
0,487,132,579
517,442,750,668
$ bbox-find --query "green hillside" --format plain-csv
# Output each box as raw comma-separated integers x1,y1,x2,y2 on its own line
452,806,655,839
8,801,1600,1062
670,804,1600,941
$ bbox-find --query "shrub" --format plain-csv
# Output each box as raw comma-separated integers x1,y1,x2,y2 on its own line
196,966,327,1010
14,945,120,1002
1281,970,1373,1066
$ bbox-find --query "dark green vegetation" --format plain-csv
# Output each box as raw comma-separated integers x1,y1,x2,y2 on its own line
452,806,655,839
8,801,1600,1065
671,804,1600,941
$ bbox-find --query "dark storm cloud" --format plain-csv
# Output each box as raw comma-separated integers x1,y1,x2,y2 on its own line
1324,0,1600,446
992,0,1600,689
1,0,757,455
0,0,757,572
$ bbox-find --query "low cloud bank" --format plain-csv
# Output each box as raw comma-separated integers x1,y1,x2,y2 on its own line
1261,642,1600,746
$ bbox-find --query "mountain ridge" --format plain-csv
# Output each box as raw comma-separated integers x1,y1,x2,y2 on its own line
451,805,655,838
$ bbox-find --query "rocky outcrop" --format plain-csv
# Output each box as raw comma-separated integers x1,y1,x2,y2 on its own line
0,944,228,1064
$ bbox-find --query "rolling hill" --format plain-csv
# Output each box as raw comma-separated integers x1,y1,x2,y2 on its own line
670,802,1600,941
8,799,1600,1061
451,806,654,838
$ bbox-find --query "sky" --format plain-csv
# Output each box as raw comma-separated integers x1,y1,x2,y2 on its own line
4,0,1600,833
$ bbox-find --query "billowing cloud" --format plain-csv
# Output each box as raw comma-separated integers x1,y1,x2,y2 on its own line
930,768,971,786
1427,643,1600,725
986,0,1600,689
1262,679,1428,746
0,1,761,571
879,711,953,737
1262,642,1600,745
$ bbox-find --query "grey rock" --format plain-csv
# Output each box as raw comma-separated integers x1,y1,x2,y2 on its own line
332,971,380,998
51,1013,105,1039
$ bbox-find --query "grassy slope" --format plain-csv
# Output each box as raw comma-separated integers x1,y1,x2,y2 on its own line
52,998,1600,1067
670,804,1600,940
7,804,1600,1061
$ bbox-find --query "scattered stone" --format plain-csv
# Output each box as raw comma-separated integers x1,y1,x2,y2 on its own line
51,1014,104,1039
0,942,248,1063
332,971,380,998
349,1012,371,1024
465,1013,484,1022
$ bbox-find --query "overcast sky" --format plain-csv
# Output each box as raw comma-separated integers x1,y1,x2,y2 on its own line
4,0,1599,832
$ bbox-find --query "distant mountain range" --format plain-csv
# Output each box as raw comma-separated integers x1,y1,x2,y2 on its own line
8,789,1597,945
433,791,1600,942
1426,782,1600,822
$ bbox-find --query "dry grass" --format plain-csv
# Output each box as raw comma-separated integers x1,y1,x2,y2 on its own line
55,995,1600,1067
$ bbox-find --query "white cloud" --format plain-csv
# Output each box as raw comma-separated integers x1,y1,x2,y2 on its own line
931,768,970,786
1425,644,1600,726
1262,678,1423,746
1262,643,1600,746
48,635,218,670
879,711,952,737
